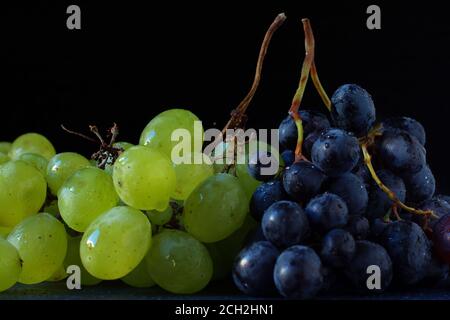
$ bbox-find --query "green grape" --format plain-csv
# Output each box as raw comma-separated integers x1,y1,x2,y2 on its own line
7,213,67,284
146,206,173,226
64,235,101,286
113,146,175,211
172,152,214,200
0,161,47,227
0,226,12,238
183,173,248,243
121,259,155,288
18,153,48,176
206,214,257,281
0,152,9,165
0,238,22,292
145,229,212,294
139,109,203,158
47,265,67,282
46,152,91,195
235,163,262,201
43,200,59,218
113,141,133,151
9,133,56,161
0,142,12,154
58,167,119,232
80,206,152,280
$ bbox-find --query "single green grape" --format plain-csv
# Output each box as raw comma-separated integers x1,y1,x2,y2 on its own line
146,206,173,226
64,235,101,286
0,142,12,154
0,160,47,227
43,200,59,218
47,265,67,282
18,153,48,176
46,152,91,195
113,146,176,211
183,173,249,243
145,229,212,294
121,259,155,288
113,141,133,151
80,206,152,280
171,152,214,200
139,109,203,158
0,153,9,165
0,226,12,238
58,167,119,232
0,238,22,292
7,213,67,284
9,133,56,161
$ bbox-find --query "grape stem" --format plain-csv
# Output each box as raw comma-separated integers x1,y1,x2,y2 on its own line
361,143,437,218
221,13,286,134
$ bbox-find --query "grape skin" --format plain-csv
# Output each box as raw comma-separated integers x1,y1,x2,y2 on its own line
122,259,155,288
402,165,435,203
18,153,48,176
283,161,326,202
250,180,287,221
9,133,56,161
382,116,426,146
0,238,22,292
305,193,349,233
326,173,368,216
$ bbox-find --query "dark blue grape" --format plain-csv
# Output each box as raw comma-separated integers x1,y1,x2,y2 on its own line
345,215,370,240
377,131,426,175
250,180,287,221
402,165,435,203
273,245,323,299
321,229,355,268
330,84,376,137
379,220,431,285
370,218,389,241
422,255,450,287
345,241,393,293
281,150,295,167
382,116,426,146
282,161,326,202
352,159,371,188
311,128,360,177
305,193,349,233
303,131,321,160
232,241,279,296
366,170,406,219
416,197,450,228
437,194,450,204
433,214,450,265
326,173,368,216
262,201,310,247
278,110,330,151
247,151,278,182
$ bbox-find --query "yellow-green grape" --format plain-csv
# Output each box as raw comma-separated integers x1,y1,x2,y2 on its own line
46,152,91,195
206,214,257,281
0,226,12,238
43,200,59,218
18,153,48,176
121,259,155,288
9,133,56,161
0,161,47,227
0,153,9,165
172,152,214,200
0,142,12,154
139,109,203,158
80,206,152,280
0,238,22,292
146,229,212,294
64,235,101,286
183,173,249,243
7,213,67,284
47,265,67,282
113,146,176,211
113,141,133,151
58,167,119,232
146,206,173,226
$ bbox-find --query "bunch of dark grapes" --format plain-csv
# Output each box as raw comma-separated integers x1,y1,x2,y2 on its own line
232,18,450,299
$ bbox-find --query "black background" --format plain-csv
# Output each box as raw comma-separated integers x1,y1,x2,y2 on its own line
2,1,450,191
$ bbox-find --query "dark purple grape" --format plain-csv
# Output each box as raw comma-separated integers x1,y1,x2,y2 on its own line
437,194,450,204
330,84,376,137
326,173,368,216
379,220,431,285
345,241,393,293
382,116,426,146
250,180,287,221
262,201,310,247
311,128,360,177
278,110,330,151
274,245,323,299
345,215,370,240
303,131,321,160
321,229,355,268
433,214,450,265
366,170,406,219
282,161,326,202
247,151,278,182
370,218,389,241
377,131,426,175
305,193,349,233
280,150,295,167
402,165,435,203
416,197,450,228
232,241,279,296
